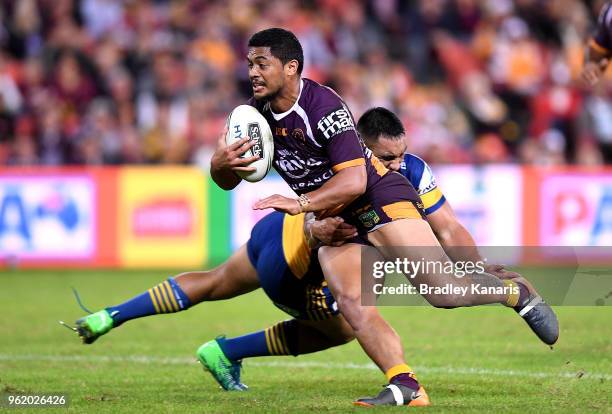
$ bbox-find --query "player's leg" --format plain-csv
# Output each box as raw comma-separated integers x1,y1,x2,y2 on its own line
174,244,261,303
292,314,355,352
368,218,559,345
319,243,405,372
318,243,427,406
368,219,511,307
74,245,260,344
197,315,354,392
202,315,355,367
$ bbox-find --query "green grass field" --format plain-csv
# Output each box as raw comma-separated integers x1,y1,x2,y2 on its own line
1,270,610,413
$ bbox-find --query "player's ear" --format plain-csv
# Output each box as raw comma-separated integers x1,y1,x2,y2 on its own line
285,59,299,76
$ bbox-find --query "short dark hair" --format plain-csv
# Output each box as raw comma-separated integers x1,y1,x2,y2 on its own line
248,28,304,74
357,107,405,141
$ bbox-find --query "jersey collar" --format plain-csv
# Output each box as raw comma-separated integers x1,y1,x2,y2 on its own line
270,79,304,121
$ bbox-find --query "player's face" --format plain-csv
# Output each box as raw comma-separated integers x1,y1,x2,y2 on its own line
367,135,407,172
247,47,286,100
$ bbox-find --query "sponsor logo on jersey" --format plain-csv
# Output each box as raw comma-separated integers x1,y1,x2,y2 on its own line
275,149,325,179
288,170,334,191
420,181,437,195
316,106,355,139
358,209,381,229
247,122,263,158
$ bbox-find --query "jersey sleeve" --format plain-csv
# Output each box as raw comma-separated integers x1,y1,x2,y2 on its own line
402,154,446,215
592,2,612,54
312,94,365,173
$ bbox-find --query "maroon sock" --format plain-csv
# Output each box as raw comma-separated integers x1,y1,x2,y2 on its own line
515,282,531,308
390,373,419,392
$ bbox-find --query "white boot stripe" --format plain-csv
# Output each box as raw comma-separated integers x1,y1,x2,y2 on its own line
519,296,543,317
387,384,404,406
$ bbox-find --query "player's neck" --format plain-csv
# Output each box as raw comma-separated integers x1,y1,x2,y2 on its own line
270,77,301,113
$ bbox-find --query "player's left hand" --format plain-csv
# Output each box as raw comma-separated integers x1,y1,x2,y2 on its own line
253,194,302,215
311,217,358,246
485,264,521,280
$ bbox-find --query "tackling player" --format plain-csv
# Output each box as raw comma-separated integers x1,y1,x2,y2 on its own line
71,107,515,407
581,1,611,86
212,27,558,406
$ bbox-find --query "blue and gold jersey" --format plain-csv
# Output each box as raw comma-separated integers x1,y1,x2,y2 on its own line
399,153,446,215
247,212,336,321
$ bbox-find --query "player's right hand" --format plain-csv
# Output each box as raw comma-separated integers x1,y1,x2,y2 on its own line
581,59,609,87
210,126,260,173
484,264,521,280
311,217,358,247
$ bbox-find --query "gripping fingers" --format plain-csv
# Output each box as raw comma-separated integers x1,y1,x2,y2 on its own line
235,139,256,156
233,166,257,172
231,154,260,166
228,137,250,151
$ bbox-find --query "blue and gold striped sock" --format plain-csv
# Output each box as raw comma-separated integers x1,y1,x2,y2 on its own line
218,320,297,361
106,277,191,326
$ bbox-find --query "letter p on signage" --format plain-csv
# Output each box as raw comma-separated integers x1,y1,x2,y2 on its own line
553,192,588,235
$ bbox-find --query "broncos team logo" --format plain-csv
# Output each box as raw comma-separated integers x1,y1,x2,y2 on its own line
291,128,305,144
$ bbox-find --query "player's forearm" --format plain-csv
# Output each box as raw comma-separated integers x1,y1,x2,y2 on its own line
302,166,366,213
437,222,483,264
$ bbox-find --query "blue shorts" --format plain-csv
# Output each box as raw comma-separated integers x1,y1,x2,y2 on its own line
247,212,338,320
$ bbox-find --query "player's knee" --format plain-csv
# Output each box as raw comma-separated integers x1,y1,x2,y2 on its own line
335,293,361,319
175,269,223,301
335,294,373,331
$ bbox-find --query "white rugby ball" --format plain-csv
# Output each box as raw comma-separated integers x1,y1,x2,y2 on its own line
225,105,274,183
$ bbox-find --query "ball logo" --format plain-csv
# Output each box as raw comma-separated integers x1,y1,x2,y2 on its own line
247,122,263,158
232,124,242,140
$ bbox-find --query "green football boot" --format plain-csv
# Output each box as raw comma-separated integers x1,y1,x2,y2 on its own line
75,310,114,344
196,338,247,391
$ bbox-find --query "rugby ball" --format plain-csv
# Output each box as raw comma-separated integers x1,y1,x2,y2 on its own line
225,105,274,182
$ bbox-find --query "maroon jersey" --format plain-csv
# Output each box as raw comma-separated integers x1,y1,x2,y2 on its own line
248,78,388,207
592,2,612,54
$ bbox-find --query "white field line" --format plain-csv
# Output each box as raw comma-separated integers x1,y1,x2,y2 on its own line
0,354,609,381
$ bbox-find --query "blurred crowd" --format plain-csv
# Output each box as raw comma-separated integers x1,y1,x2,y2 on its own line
0,0,611,166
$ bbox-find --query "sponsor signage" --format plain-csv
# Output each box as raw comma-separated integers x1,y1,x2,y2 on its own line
118,167,207,267
538,172,612,246
0,175,95,261
434,165,523,247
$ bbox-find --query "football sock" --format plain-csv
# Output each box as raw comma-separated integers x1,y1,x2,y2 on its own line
105,277,191,326
386,364,420,391
503,280,530,307
218,320,298,361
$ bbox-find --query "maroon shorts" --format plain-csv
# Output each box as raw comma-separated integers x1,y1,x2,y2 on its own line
340,171,425,240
